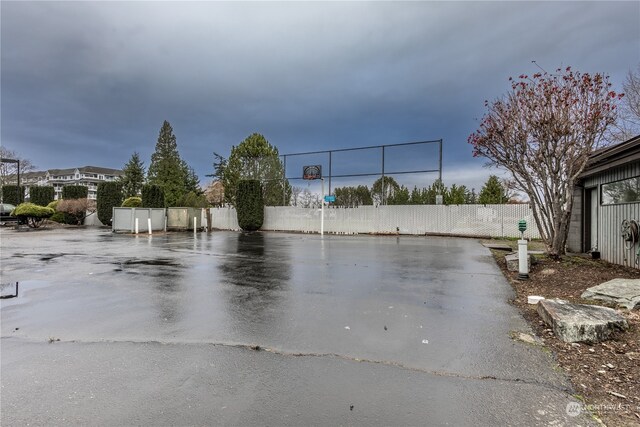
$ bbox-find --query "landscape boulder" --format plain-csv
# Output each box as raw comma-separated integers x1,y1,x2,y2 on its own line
537,299,628,343
581,279,640,310
504,253,535,272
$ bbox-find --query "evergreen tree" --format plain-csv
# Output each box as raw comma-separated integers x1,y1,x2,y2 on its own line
424,180,447,204
478,175,509,204
147,120,187,207
219,133,290,207
409,186,424,205
389,185,410,205
120,152,146,197
448,184,468,205
182,161,202,195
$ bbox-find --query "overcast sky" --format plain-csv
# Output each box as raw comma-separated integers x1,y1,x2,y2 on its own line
2,1,639,192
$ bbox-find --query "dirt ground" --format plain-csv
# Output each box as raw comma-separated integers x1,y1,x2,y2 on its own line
488,240,640,426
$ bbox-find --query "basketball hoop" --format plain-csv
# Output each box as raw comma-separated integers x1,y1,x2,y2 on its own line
303,165,322,180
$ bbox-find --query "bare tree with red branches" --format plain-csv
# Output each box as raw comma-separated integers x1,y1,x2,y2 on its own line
469,67,623,257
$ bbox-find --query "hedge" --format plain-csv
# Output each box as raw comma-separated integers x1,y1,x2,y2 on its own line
141,184,165,208
2,185,25,205
62,185,88,199
30,186,55,206
236,179,263,231
47,201,65,223
97,182,123,226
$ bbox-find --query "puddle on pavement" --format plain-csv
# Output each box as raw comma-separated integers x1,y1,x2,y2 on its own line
113,258,183,273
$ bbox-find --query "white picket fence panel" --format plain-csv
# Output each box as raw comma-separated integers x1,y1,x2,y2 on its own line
209,204,540,239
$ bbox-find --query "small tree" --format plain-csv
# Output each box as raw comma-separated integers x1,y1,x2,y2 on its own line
12,203,54,228
469,67,622,257
62,185,88,200
1,185,24,205
120,152,146,197
236,180,264,231
0,147,35,188
29,186,55,206
371,176,400,205
57,199,96,225
147,120,188,207
97,182,123,226
478,175,509,204
215,134,291,207
141,184,165,208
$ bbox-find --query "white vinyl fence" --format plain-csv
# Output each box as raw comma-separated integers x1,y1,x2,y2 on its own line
209,205,540,239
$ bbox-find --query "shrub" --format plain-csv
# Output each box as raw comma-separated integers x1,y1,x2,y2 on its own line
62,185,88,200
47,201,65,223
29,186,55,206
2,185,24,205
141,184,165,208
176,191,208,208
97,182,123,226
57,198,96,225
236,179,263,231
122,197,142,208
12,202,54,228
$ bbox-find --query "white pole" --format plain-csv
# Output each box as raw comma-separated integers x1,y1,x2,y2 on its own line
194,217,197,235
518,239,529,279
321,178,324,236
135,217,139,234
148,218,152,235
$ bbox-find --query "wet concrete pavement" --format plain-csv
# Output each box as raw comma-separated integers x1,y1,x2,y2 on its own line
1,228,594,425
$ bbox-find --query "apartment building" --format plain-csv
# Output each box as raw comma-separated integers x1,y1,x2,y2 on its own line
17,166,123,200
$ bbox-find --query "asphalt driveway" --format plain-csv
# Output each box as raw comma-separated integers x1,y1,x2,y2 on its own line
1,229,594,425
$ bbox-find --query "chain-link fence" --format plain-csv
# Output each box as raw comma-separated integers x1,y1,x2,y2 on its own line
209,204,540,239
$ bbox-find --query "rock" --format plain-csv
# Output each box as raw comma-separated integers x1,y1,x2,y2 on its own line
505,253,534,272
528,295,545,305
537,299,628,343
514,332,543,345
540,269,556,276
581,278,640,310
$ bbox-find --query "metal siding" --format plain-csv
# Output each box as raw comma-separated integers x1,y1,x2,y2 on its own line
582,161,640,268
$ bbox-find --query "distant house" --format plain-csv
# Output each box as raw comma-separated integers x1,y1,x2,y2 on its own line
567,135,640,268
9,166,123,201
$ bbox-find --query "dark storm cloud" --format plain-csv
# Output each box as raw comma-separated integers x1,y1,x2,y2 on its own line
2,1,639,190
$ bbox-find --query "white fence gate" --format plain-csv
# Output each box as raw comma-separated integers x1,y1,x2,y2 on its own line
209,205,540,239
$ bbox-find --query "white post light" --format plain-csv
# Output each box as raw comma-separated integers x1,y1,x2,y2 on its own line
518,219,529,280
148,218,152,235
194,217,197,235
321,178,324,236
135,217,139,234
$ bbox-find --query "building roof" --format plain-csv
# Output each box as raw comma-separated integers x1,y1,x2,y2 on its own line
46,166,123,176
580,135,640,178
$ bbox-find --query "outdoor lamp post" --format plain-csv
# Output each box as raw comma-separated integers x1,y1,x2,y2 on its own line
517,219,529,280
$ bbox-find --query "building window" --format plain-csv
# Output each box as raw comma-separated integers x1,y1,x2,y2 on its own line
601,177,640,205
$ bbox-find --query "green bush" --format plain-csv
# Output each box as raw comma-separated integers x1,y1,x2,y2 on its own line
62,185,88,200
12,202,55,228
97,182,123,226
2,185,25,205
29,186,55,206
236,180,263,231
47,201,64,223
122,197,142,208
176,191,208,208
141,184,165,208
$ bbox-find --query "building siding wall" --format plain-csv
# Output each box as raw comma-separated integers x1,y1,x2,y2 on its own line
582,161,640,268
567,186,583,253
